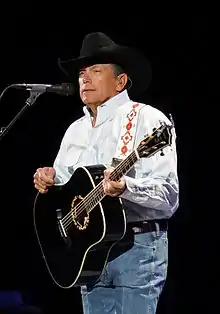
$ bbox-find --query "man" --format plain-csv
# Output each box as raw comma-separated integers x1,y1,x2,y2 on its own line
33,32,179,314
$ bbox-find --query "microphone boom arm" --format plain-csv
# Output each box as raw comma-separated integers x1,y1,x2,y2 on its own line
0,81,74,142
0,89,43,141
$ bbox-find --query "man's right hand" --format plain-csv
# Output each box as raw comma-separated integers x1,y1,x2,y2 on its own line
33,167,55,194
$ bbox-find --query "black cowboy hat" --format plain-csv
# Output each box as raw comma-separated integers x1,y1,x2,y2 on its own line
58,32,152,97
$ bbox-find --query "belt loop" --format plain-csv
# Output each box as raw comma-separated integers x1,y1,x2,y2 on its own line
155,222,160,236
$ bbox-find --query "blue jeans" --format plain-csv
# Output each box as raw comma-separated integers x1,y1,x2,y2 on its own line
81,230,168,314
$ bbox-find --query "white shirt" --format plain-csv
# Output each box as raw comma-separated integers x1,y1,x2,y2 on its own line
53,90,179,222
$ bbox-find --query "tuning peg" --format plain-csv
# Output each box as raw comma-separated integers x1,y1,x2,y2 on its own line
160,149,165,156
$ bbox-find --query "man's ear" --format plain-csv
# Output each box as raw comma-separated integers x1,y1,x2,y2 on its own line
116,73,128,92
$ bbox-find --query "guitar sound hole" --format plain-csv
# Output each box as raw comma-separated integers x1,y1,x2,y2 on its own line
71,195,90,231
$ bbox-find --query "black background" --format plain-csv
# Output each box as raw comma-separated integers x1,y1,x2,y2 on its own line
0,11,208,314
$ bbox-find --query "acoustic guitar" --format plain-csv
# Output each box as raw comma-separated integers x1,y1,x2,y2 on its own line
33,121,173,289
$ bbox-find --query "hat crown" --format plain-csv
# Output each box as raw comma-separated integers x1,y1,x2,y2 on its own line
80,32,115,57
58,32,152,97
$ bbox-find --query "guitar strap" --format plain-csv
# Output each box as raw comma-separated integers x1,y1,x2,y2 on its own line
112,101,145,167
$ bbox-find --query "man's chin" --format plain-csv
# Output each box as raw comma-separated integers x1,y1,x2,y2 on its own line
82,98,102,107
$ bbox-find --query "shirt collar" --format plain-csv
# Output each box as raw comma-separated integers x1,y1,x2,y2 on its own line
83,89,130,127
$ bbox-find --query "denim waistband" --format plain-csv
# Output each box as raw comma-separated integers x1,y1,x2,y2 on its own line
127,219,168,234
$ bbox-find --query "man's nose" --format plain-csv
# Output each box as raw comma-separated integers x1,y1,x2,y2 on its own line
82,74,91,83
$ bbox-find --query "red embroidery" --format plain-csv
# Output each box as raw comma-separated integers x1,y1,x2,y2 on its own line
121,132,133,145
126,122,132,130
120,103,139,155
133,103,139,108
127,109,137,120
121,146,128,154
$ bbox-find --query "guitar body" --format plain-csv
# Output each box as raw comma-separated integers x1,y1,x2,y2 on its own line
33,165,126,289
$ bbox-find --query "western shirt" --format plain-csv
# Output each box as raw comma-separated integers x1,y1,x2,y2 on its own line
53,90,179,222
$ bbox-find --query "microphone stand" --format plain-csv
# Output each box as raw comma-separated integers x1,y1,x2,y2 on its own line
0,87,43,141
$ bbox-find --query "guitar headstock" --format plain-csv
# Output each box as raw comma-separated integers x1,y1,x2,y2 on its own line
137,122,174,158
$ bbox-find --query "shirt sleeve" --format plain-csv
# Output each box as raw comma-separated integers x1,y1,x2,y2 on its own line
52,128,73,185
119,107,179,219
53,139,71,185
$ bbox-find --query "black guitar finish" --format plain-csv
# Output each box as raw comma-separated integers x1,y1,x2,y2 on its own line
33,165,126,289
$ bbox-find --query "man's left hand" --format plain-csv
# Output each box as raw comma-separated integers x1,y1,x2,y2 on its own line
103,167,126,197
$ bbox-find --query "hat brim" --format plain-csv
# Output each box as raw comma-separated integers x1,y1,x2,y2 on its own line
58,44,152,97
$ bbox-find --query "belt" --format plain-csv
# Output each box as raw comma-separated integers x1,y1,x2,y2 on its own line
127,219,168,234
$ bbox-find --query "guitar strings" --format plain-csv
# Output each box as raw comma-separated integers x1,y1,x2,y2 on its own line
61,151,137,231
61,152,136,231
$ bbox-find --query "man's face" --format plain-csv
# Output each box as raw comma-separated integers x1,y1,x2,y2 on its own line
78,64,125,107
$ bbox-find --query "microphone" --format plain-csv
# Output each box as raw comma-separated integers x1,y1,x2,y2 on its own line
13,82,74,96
